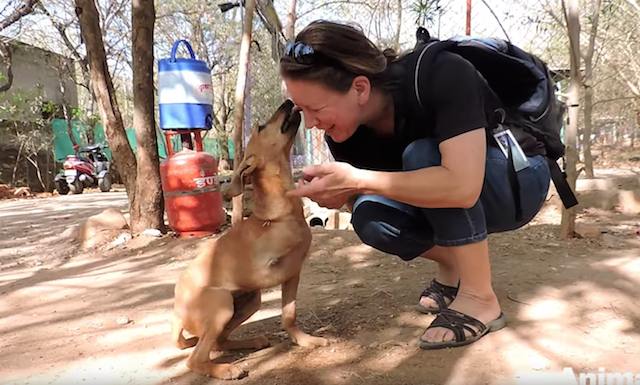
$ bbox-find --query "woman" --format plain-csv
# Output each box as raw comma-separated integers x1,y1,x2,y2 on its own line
280,20,550,349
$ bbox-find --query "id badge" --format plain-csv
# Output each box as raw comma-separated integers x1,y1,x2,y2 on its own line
492,127,530,172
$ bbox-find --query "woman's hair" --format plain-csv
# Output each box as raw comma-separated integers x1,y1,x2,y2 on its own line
279,20,398,93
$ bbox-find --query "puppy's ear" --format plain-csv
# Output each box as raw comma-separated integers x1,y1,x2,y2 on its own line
222,154,256,199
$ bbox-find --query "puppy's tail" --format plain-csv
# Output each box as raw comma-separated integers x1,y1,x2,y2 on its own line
172,314,198,350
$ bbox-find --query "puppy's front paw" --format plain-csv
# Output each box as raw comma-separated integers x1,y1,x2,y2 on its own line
295,334,329,348
212,363,248,380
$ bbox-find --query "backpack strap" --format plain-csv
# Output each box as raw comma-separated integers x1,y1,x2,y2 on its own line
548,159,579,209
412,39,524,222
506,142,523,222
413,40,457,111
411,32,578,218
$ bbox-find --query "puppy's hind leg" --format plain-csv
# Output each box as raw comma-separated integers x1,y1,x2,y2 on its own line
217,290,270,351
186,288,247,380
172,314,198,350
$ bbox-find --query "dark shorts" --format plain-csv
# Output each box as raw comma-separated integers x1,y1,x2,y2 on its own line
350,138,550,260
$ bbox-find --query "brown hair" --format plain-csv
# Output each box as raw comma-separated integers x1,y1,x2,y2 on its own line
279,20,398,93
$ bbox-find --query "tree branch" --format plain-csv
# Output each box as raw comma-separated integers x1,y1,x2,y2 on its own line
38,2,89,78
541,0,566,29
0,0,39,32
480,0,511,41
297,0,374,19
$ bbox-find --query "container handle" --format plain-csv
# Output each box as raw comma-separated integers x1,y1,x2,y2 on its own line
170,40,196,62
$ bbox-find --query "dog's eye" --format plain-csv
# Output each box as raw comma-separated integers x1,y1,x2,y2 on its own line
258,124,266,132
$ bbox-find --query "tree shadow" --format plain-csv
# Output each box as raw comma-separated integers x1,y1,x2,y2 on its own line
2,211,640,385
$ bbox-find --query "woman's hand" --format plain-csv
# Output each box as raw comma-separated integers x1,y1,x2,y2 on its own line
287,162,364,209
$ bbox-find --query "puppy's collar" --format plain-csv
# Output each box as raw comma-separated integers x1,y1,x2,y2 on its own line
255,213,289,226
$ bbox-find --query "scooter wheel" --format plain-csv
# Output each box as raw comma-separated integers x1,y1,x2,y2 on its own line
55,180,70,195
98,173,112,192
69,179,84,194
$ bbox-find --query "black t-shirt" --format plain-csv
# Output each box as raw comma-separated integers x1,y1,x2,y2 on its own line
326,50,544,171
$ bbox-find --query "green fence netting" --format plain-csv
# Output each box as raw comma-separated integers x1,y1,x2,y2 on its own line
52,119,233,162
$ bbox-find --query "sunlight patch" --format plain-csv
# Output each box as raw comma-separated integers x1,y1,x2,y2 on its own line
520,298,568,321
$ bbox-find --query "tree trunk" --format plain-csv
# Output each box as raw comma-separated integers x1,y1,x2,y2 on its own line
12,140,24,186
63,103,78,150
25,154,46,191
582,82,594,177
219,101,231,161
130,0,164,233
46,150,53,192
285,0,307,162
231,0,257,225
0,42,14,93
211,74,232,163
561,0,580,239
75,0,138,205
255,0,284,62
57,59,79,150
580,0,602,179
633,110,639,148
286,0,297,40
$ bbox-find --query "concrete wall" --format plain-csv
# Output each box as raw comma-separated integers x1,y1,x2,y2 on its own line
1,40,78,107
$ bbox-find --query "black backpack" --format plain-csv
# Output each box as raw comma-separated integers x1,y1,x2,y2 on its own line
411,27,578,212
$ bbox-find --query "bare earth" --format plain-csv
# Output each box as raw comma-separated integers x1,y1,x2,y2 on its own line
1,166,639,385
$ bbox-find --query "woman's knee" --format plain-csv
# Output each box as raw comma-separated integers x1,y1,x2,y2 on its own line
351,196,432,261
351,198,394,250
402,139,441,171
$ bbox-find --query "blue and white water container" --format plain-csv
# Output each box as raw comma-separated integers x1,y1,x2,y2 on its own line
158,40,213,130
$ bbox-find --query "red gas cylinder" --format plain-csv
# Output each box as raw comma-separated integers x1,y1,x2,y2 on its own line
160,149,225,237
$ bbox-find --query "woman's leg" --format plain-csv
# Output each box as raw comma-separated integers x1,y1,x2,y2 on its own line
350,199,461,311
401,139,501,342
405,139,550,344
420,246,458,284
421,239,501,343
354,138,549,345
351,140,465,308
398,140,462,308
417,246,459,309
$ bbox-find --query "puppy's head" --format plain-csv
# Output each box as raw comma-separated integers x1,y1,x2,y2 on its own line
223,100,301,199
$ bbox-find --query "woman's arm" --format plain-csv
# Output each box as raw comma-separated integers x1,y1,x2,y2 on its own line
289,128,486,209
358,128,486,208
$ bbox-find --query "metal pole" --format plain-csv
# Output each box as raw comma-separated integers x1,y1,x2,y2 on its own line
164,132,173,156
466,0,472,35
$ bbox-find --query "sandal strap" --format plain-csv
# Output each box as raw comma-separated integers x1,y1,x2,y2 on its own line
426,308,488,343
420,279,458,309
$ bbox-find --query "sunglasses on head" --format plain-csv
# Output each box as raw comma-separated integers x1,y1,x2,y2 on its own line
283,41,316,64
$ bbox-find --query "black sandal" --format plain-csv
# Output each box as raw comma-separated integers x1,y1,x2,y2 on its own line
416,279,458,314
418,308,507,350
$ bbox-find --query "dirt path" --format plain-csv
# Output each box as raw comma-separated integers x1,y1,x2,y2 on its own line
1,171,639,385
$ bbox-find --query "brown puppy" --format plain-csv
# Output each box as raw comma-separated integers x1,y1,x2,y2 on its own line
172,100,328,380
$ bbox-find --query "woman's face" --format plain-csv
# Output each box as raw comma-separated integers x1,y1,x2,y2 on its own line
283,77,366,143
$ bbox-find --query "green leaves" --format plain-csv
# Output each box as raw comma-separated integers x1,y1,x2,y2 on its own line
412,0,446,27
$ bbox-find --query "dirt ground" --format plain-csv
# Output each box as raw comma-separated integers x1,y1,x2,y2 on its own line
1,162,639,385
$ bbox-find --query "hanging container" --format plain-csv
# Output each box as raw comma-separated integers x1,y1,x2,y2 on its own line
158,40,213,130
